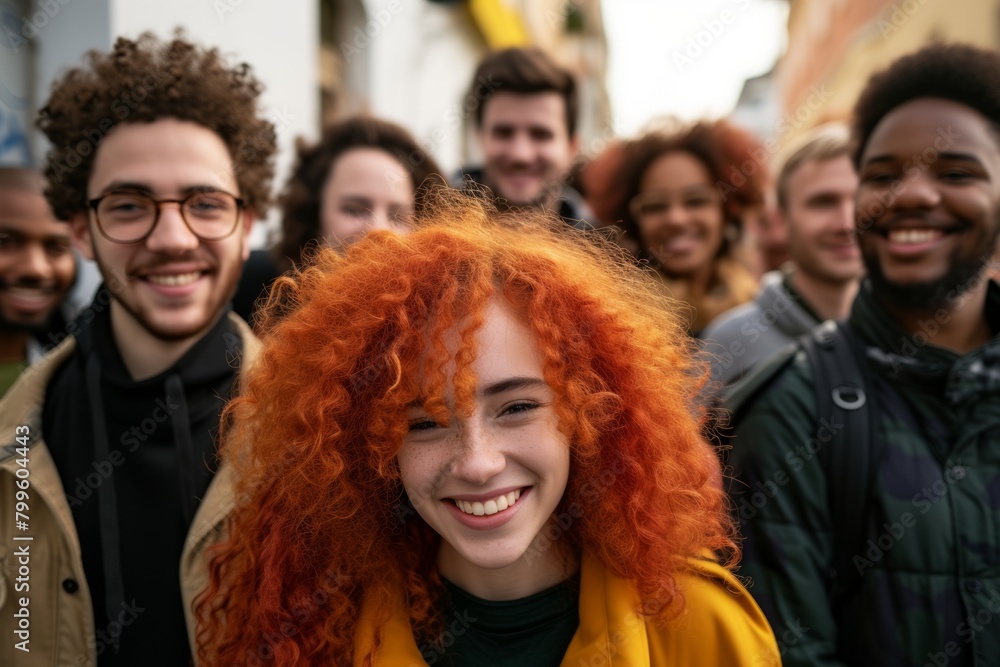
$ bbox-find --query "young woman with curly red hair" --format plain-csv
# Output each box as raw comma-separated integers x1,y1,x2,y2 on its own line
196,191,779,666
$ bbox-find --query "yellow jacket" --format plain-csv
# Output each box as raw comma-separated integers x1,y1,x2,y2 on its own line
354,551,780,666
0,313,258,667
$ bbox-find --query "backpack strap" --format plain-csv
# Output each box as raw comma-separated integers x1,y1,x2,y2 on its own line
800,319,876,603
719,341,800,424
714,342,800,473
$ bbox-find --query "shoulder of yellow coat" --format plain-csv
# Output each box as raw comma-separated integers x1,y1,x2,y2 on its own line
646,556,781,666
350,552,780,667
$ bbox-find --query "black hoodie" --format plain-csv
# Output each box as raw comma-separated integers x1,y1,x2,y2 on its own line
44,291,243,666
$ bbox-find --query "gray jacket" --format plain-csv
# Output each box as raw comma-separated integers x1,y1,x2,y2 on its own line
701,270,820,386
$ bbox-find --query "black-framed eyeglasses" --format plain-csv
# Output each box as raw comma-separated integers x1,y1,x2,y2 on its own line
87,190,245,244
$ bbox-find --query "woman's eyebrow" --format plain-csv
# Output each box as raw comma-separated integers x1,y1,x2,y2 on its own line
405,377,548,408
479,376,547,398
338,195,374,205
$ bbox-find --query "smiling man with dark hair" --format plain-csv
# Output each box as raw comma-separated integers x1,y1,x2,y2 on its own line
0,168,76,397
459,47,591,225
0,33,274,666
727,43,1000,666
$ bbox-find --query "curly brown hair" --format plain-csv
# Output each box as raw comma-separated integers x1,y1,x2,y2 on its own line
610,119,768,262
276,116,444,270
37,31,276,220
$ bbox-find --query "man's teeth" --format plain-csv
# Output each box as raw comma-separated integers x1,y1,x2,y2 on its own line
5,287,50,303
146,272,201,286
888,229,940,244
455,489,522,516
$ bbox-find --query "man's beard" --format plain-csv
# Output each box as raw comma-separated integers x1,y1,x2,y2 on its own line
864,229,998,312
106,266,237,343
0,279,62,335
0,308,56,335
95,250,239,343
483,172,558,211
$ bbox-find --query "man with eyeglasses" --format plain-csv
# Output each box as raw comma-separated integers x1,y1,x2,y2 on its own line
0,33,275,666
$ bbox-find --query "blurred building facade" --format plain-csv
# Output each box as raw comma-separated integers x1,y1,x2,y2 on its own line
729,68,781,142
0,0,319,249
1,0,609,227
321,0,612,172
774,0,1000,146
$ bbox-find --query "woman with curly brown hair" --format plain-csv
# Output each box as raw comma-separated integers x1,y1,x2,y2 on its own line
277,116,444,268
233,116,444,321
197,191,778,666
604,120,767,336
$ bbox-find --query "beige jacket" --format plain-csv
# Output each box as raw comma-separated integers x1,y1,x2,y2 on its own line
0,313,259,666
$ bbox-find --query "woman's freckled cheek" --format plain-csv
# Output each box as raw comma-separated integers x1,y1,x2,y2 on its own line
401,442,452,498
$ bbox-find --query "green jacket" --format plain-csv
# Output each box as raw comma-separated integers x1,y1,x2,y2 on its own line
728,281,1000,667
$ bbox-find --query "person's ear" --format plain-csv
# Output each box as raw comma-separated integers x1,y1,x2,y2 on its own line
239,210,256,262
69,212,95,261
569,134,581,159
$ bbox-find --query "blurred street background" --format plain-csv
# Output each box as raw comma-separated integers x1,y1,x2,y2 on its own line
1,0,993,247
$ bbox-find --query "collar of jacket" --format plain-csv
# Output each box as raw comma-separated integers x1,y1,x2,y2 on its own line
180,312,262,554
351,552,745,666
1,336,82,549
756,269,821,338
0,311,259,543
455,166,593,228
849,279,1000,402
0,311,261,655
352,551,644,666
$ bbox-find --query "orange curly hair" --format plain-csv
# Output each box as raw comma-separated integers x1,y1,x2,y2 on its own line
197,189,736,665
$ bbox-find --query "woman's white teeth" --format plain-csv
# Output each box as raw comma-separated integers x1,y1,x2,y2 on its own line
889,229,939,244
147,272,200,286
455,489,521,516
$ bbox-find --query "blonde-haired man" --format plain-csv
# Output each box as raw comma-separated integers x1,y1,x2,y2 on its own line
704,125,863,385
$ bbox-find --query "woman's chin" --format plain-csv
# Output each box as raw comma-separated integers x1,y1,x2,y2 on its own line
655,260,702,280
449,541,533,572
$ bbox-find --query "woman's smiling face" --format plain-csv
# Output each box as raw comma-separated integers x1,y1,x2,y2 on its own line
396,300,571,596
319,147,415,247
632,151,726,278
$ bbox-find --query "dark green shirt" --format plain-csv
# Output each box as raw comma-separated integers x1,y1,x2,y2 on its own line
433,575,580,667
0,358,26,398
